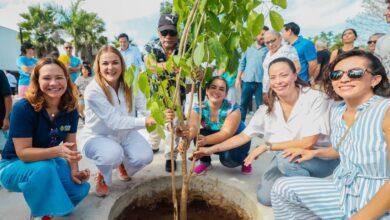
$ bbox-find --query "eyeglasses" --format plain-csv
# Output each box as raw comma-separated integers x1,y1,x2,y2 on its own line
265,38,277,45
65,46,73,49
367,40,377,45
329,68,372,81
160,30,178,37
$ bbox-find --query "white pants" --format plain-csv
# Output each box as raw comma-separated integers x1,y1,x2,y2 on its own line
83,130,153,185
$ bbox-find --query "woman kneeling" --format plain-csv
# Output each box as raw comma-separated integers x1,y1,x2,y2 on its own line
0,58,90,219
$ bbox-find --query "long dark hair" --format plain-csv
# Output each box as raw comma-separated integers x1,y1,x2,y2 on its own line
266,57,309,114
205,76,229,94
324,50,390,100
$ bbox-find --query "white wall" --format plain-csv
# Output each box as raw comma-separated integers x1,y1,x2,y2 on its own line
0,26,20,71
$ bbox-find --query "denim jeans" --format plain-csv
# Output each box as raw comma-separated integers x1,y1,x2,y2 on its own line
257,151,340,206
197,128,251,168
0,157,90,217
240,82,263,121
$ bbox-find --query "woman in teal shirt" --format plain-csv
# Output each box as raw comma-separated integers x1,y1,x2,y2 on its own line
17,42,38,97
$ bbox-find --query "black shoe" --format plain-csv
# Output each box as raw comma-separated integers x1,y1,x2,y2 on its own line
165,160,177,172
152,148,159,154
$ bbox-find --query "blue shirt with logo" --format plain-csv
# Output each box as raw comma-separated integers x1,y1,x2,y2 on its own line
69,56,81,83
291,36,317,82
1,99,79,159
17,56,38,86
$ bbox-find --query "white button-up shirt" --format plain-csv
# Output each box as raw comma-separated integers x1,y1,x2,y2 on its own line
80,78,149,147
243,87,330,145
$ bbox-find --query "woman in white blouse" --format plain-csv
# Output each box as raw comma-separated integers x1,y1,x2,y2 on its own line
262,30,301,95
194,57,339,206
81,46,155,197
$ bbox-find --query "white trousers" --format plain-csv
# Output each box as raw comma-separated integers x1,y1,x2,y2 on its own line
83,130,153,185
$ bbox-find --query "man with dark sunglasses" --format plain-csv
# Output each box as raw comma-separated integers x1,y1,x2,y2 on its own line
58,42,81,83
143,14,182,172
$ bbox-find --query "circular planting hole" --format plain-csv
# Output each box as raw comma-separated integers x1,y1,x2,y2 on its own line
109,176,260,220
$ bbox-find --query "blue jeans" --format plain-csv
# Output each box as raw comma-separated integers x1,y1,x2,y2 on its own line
257,151,339,206
240,82,263,121
0,157,90,217
198,129,251,168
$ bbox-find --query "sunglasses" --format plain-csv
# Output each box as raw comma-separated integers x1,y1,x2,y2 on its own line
65,46,73,49
367,40,377,45
329,68,372,81
160,30,178,37
265,38,277,45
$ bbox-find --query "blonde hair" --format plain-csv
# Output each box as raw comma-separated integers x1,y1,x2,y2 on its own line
25,57,78,112
93,45,133,112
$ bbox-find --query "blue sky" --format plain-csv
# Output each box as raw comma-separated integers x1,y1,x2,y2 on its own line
0,0,389,48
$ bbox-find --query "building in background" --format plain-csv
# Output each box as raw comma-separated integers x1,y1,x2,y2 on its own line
0,26,20,72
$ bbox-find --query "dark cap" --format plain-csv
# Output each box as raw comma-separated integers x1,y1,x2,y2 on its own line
158,14,178,31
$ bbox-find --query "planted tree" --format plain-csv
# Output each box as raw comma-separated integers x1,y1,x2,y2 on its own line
126,0,286,219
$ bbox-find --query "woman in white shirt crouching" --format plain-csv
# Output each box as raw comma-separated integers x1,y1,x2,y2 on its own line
194,57,339,206
80,45,155,197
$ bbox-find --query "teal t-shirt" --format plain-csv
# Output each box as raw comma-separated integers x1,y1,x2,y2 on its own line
17,56,38,86
69,56,81,83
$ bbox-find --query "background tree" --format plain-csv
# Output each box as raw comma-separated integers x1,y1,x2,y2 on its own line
57,0,107,62
18,4,64,58
347,0,390,43
160,0,173,15
311,31,343,51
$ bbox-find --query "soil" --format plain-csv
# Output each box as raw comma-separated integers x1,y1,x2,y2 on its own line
115,191,249,220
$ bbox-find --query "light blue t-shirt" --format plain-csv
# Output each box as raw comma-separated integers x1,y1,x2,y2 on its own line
17,56,38,86
69,56,81,83
292,36,317,82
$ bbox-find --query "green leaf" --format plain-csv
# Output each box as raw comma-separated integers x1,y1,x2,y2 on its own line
124,65,135,87
156,125,165,139
207,11,221,33
269,10,284,31
146,123,157,132
251,13,264,36
138,72,150,98
150,101,165,125
271,0,287,9
193,41,205,66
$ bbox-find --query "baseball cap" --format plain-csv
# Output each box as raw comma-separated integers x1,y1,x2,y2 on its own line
158,14,178,32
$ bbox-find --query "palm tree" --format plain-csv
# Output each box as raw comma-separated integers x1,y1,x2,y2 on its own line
18,4,64,58
57,0,107,62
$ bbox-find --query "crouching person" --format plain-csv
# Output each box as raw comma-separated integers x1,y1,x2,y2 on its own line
0,58,90,220
81,46,155,197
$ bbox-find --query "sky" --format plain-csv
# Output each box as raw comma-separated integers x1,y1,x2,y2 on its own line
0,0,389,49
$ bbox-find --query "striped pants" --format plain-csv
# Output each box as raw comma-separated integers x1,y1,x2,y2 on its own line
271,176,345,220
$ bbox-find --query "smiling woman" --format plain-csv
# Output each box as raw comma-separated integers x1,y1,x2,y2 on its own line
0,58,90,220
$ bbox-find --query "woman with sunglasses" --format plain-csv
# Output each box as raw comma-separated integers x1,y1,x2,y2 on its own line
330,28,361,63
272,50,390,220
194,57,339,206
81,46,155,197
0,58,90,220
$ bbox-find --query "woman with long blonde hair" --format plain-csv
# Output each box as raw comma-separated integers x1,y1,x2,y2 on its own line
80,45,155,197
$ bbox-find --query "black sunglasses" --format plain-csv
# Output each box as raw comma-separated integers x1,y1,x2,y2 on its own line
329,68,372,81
367,40,377,45
160,30,177,37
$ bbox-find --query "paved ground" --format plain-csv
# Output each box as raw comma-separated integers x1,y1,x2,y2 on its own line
0,117,275,220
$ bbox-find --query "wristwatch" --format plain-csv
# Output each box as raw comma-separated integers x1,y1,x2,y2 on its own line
264,142,273,152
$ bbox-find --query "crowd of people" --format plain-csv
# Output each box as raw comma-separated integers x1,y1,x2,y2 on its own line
0,1,389,220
